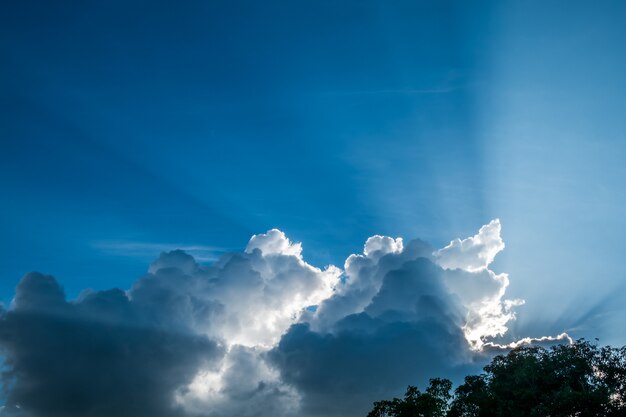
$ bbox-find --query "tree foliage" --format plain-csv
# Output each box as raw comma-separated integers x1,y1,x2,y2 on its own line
367,378,452,417
367,339,626,417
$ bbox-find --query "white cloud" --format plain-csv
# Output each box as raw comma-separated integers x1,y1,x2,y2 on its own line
432,219,524,349
176,346,300,417
434,219,505,272
0,221,569,417
311,220,525,350
245,229,303,258
161,231,341,416
484,332,574,350
363,235,404,257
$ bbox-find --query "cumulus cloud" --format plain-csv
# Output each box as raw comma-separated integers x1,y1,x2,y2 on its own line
268,220,533,415
0,221,568,417
245,229,303,258
271,256,472,416
175,345,301,417
435,219,505,272
362,235,404,257
0,273,222,417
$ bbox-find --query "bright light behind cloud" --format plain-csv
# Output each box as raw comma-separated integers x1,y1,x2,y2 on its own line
176,220,560,414
433,219,526,349
237,229,341,347
0,220,569,417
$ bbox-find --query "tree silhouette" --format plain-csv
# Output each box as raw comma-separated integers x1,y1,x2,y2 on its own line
367,339,626,417
367,378,452,417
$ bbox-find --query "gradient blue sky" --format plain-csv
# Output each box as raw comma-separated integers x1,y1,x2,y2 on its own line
1,0,625,346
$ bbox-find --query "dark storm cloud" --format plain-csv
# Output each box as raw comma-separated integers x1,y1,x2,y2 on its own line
266,221,537,417
0,231,336,417
270,257,476,417
0,223,564,417
0,271,223,417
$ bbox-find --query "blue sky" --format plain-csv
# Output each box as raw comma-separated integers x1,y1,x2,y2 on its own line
2,0,626,344
1,0,490,292
1,0,626,407
2,1,626,416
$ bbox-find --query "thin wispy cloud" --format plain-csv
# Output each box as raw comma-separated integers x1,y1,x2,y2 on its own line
1,1,624,416
317,86,458,96
93,241,227,263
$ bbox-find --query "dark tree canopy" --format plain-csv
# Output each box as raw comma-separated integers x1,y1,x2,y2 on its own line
367,339,626,417
367,378,453,417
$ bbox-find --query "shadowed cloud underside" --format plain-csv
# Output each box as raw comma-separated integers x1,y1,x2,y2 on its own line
0,221,569,417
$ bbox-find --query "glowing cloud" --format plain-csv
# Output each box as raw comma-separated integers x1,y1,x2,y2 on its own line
0,220,568,417
435,219,505,272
